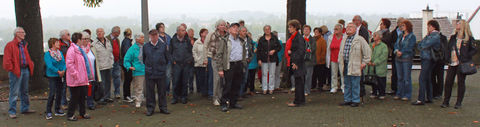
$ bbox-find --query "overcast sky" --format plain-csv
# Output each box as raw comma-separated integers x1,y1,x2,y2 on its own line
0,0,479,19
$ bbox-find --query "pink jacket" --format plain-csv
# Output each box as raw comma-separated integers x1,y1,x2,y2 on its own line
66,43,89,87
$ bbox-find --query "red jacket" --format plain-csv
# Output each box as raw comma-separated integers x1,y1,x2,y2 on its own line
2,38,34,77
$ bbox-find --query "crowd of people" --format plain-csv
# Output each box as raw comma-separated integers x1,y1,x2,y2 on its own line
3,15,476,121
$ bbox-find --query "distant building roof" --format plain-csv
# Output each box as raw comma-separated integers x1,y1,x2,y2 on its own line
383,17,454,41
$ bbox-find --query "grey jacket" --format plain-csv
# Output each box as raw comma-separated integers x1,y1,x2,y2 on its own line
214,34,247,71
91,38,114,70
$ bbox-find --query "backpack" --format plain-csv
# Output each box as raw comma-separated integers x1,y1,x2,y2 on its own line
431,33,447,63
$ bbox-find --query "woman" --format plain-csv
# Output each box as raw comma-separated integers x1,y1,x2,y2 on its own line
366,31,388,100
303,25,316,96
441,20,476,109
121,28,134,103
82,31,102,110
257,25,281,94
124,33,146,108
65,32,92,121
327,24,345,93
412,20,441,105
287,19,306,107
193,28,209,97
44,38,66,120
393,20,416,101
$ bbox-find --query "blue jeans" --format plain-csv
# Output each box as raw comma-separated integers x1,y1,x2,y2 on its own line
46,77,63,113
61,79,67,106
207,58,213,96
305,65,314,94
8,68,30,115
343,64,361,103
100,69,112,101
112,62,121,96
166,63,172,94
418,59,434,102
239,65,248,96
172,63,191,100
395,60,413,99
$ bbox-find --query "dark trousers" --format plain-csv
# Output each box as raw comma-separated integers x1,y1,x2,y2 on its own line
46,77,63,113
246,69,257,93
372,77,386,96
145,76,167,112
195,67,208,96
207,58,214,96
293,76,305,104
173,63,191,100
123,68,133,99
391,56,398,93
443,66,466,106
67,86,86,117
432,62,444,97
100,69,112,101
312,65,321,89
418,59,434,102
221,62,243,106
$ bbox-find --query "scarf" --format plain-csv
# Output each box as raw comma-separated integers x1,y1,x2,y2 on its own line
75,43,92,80
49,48,62,61
285,31,298,67
137,42,144,64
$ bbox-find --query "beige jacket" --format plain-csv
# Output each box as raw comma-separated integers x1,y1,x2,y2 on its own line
91,38,114,70
338,35,371,76
193,39,207,67
90,46,102,82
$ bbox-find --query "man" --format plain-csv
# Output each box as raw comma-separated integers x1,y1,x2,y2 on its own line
388,17,405,95
143,29,171,116
338,23,371,107
106,26,122,99
91,28,115,104
155,23,173,95
205,19,229,106
352,15,370,43
3,27,36,118
216,23,247,112
187,28,197,93
170,25,193,104
238,26,253,99
58,29,71,109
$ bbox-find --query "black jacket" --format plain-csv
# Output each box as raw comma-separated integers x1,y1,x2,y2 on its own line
143,40,171,79
359,25,370,43
257,34,282,63
170,34,193,65
446,34,477,64
290,33,306,77
120,38,133,66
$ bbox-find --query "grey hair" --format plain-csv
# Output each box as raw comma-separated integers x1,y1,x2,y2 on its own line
177,25,186,32
215,19,226,28
111,26,120,33
59,29,69,37
354,15,362,21
263,25,271,30
239,26,247,31
134,33,144,40
374,31,383,38
82,32,91,39
14,27,24,36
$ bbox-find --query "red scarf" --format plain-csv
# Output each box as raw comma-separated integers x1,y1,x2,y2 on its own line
285,31,298,67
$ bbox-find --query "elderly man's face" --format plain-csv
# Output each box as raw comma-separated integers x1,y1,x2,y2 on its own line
229,26,239,36
177,26,186,38
239,28,247,38
113,31,120,37
96,29,105,39
352,16,362,26
346,24,357,36
61,32,70,41
217,22,227,32
150,34,159,42
263,26,271,35
15,29,26,40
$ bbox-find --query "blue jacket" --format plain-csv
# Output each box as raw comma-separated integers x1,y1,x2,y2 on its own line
394,32,417,60
418,31,441,60
170,34,193,65
44,51,66,77
248,41,258,69
143,40,171,79
124,43,145,76
277,40,284,63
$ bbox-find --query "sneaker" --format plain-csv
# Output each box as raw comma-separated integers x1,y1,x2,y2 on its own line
330,89,337,93
123,96,134,103
135,102,141,108
213,99,220,106
378,96,385,100
45,113,53,120
401,97,409,101
9,114,17,119
55,110,66,116
369,95,377,99
115,94,121,99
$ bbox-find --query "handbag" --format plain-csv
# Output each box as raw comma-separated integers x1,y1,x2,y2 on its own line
362,65,378,86
454,41,477,75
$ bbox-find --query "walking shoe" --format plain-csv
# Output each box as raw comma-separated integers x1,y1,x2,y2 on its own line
9,114,16,119
330,89,337,94
378,96,385,100
115,94,121,99
67,116,77,121
393,96,400,100
123,96,134,103
45,113,53,120
105,98,114,103
369,95,377,99
55,110,66,116
213,99,220,106
350,103,359,107
135,102,141,108
401,97,409,101
81,114,91,119
21,110,36,114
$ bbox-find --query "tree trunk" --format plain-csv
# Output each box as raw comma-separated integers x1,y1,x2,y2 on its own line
15,0,46,90
286,0,306,38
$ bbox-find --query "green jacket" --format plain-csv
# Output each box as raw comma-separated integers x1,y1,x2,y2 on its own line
123,43,145,76
364,42,388,77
